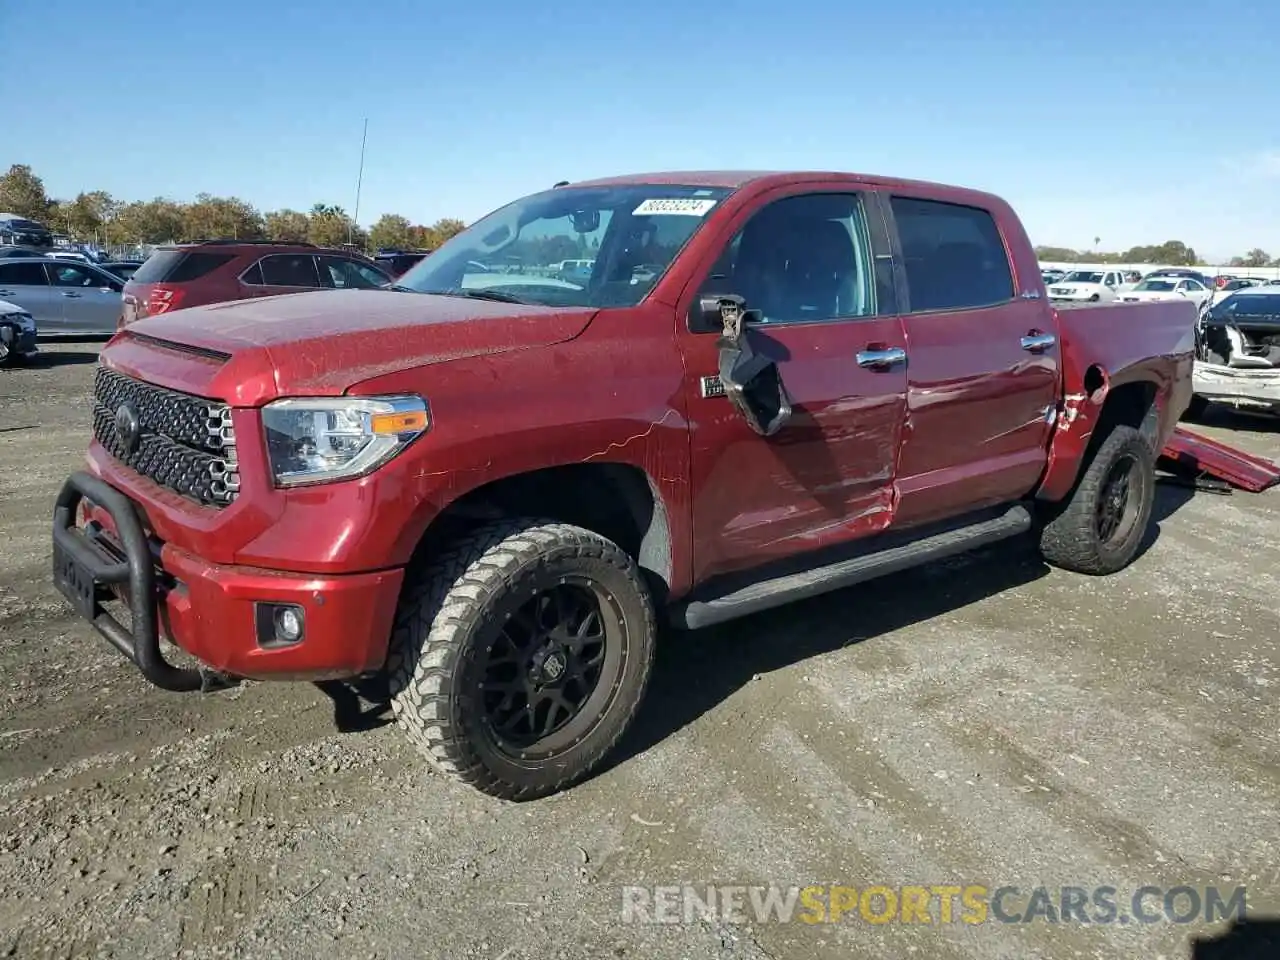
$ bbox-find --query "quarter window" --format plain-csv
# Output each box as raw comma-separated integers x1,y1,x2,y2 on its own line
699,193,877,324
890,197,1015,312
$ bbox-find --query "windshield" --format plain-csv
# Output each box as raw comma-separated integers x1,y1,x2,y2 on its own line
395,183,733,307
1136,280,1176,291
6,219,45,230
1062,271,1104,284
1208,293,1280,320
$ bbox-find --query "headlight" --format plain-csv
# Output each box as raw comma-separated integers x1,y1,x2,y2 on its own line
2,311,35,331
261,395,429,487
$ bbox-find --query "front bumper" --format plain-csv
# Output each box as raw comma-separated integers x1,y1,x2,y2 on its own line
1193,361,1280,411
0,325,37,357
52,471,404,690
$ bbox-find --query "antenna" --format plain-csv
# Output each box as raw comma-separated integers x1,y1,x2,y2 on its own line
351,118,368,244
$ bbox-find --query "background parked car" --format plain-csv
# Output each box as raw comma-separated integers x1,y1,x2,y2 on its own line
0,297,38,367
1046,268,1128,302
1117,275,1213,312
120,240,394,326
373,248,431,278
98,260,145,281
0,213,53,248
0,257,124,335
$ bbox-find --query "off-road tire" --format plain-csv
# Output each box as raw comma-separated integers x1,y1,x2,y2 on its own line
386,518,656,801
1038,424,1155,575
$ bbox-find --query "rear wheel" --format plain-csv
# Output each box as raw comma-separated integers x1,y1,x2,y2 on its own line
1038,425,1155,575
387,518,656,800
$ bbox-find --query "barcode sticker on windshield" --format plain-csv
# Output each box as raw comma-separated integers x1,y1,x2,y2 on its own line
632,198,718,217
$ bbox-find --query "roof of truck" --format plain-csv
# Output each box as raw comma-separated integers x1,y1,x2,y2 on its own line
566,170,1006,206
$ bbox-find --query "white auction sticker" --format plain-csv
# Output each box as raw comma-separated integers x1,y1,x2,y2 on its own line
632,198,719,216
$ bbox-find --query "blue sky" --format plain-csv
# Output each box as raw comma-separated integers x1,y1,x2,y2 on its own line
4,0,1278,260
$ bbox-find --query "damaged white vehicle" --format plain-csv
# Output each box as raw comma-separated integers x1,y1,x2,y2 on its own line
1190,287,1280,417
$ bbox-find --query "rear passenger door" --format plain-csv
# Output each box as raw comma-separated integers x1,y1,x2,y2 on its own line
239,254,323,297
0,261,59,330
883,193,1059,526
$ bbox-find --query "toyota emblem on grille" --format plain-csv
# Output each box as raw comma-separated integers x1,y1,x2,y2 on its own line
114,402,141,454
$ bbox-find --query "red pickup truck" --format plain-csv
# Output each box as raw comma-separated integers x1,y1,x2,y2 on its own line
52,171,1196,800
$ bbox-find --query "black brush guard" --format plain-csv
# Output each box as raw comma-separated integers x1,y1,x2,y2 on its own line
51,470,220,692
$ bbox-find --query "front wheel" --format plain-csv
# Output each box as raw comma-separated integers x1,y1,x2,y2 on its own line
387,519,656,800
1038,425,1156,575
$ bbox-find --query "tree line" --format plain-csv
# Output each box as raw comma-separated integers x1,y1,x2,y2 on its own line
0,164,466,253
1034,240,1278,268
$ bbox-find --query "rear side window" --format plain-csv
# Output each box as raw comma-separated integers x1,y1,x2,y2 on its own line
0,262,48,285
131,250,235,284
890,197,1015,312
249,254,322,287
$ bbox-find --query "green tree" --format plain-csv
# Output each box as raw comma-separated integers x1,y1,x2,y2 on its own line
264,209,311,242
0,164,50,220
368,213,413,251
48,191,118,240
1120,241,1198,265
1241,248,1272,268
183,193,264,240
1035,246,1083,262
109,199,186,244
308,203,357,247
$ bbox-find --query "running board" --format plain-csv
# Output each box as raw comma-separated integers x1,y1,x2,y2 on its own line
671,504,1033,630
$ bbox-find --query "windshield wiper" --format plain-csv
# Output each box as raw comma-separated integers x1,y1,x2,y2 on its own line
417,288,531,305
387,283,416,292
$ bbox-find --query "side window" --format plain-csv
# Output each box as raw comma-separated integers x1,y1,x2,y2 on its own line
0,262,49,286
890,196,1015,312
50,264,102,288
254,254,321,288
698,192,877,324
322,256,387,289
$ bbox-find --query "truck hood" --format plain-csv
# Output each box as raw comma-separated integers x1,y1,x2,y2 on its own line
110,289,597,405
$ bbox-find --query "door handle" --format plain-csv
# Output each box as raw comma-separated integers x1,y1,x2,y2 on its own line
856,346,907,369
61,291,83,298
1021,332,1056,352
0,290,12,296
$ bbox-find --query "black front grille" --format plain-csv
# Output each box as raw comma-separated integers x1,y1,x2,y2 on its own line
91,366,239,507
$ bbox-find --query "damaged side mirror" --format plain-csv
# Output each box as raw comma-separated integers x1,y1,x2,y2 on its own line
707,294,794,437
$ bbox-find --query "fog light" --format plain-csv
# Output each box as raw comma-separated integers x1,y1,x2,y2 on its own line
275,606,303,642
255,602,306,647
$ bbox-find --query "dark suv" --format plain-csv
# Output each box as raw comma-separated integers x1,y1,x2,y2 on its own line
120,240,392,326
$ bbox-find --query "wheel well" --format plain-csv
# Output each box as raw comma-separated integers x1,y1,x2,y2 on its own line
1093,380,1159,452
412,463,673,598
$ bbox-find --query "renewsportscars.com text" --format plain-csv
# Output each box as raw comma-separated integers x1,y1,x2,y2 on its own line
620,884,1248,926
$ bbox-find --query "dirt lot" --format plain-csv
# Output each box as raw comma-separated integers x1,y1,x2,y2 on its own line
2,342,1279,960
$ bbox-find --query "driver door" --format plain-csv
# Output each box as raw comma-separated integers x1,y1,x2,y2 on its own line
46,262,123,334
675,185,908,583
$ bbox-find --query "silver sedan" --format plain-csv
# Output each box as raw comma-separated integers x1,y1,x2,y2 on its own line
0,257,124,335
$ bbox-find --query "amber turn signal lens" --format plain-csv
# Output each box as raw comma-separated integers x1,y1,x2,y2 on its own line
370,410,429,434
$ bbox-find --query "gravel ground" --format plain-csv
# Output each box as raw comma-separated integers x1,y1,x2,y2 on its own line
2,341,1279,960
